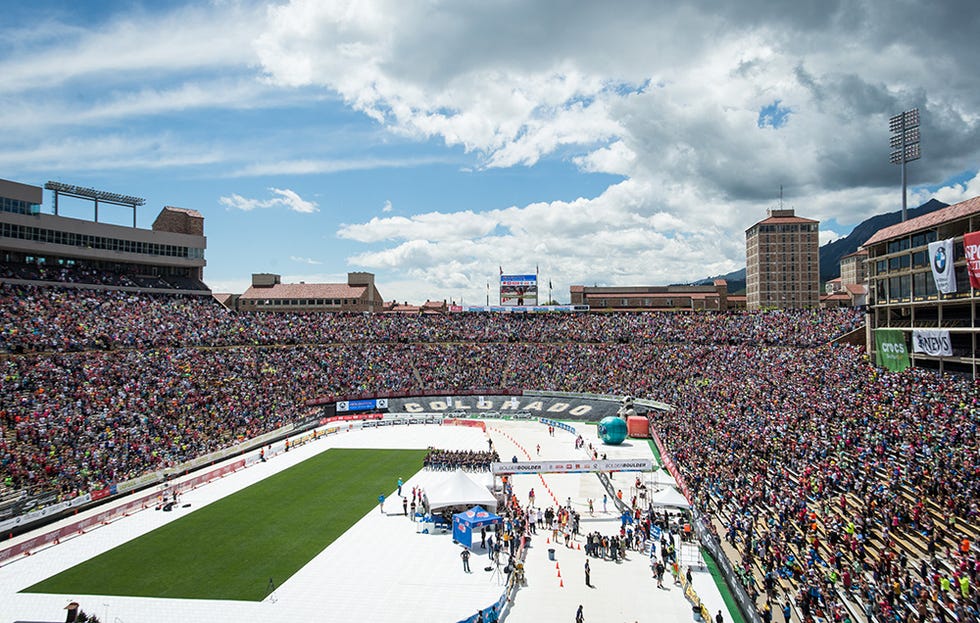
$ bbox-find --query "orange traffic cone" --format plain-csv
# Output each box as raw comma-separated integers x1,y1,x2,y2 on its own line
546,537,550,544
577,543,581,550
556,562,560,569
557,568,561,578
559,578,564,587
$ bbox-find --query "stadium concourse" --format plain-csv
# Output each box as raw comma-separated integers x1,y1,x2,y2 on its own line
0,416,724,623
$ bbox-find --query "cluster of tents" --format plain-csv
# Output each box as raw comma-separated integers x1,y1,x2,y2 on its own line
423,468,691,550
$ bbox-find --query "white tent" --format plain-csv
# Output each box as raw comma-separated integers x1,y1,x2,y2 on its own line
426,470,498,512
648,485,691,509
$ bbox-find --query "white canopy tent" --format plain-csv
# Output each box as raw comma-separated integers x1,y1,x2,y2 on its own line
426,470,498,513
648,485,691,509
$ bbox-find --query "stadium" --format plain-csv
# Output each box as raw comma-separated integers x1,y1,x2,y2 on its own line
2,179,980,623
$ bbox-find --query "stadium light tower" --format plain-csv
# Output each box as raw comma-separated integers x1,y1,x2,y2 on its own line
889,108,920,222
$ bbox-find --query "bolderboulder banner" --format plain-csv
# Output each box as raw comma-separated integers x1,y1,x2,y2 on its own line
912,329,953,356
928,238,957,294
963,231,980,289
875,328,910,372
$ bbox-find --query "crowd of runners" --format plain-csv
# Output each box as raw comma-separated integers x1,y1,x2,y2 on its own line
423,449,500,471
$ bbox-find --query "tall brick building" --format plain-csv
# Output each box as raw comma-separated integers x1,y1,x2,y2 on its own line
745,208,820,310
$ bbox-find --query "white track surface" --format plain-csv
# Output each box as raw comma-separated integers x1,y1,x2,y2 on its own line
0,420,732,623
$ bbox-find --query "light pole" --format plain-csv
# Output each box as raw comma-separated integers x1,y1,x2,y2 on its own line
889,108,920,222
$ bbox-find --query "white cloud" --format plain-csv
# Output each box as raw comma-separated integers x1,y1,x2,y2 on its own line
0,4,262,95
926,171,980,206
0,133,224,171
290,256,323,265
5,1,980,304
229,155,453,178
219,188,319,213
339,210,498,242
820,230,841,245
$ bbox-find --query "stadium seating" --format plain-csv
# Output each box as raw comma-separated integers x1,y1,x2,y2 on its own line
0,281,976,623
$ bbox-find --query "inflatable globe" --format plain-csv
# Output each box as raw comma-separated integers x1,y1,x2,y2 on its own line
597,416,628,445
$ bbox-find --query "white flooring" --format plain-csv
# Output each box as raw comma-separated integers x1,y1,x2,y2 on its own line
0,419,732,623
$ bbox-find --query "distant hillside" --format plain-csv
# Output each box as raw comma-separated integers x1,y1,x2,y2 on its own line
817,198,947,280
692,198,949,291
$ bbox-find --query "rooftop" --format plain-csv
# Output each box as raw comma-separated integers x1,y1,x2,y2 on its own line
240,282,365,300
864,195,980,246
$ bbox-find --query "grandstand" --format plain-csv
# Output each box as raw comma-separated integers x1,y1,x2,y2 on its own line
0,260,978,622
0,178,208,294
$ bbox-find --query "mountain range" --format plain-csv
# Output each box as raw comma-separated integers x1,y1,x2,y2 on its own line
692,198,949,294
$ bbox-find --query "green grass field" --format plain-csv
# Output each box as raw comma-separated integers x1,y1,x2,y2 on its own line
24,448,426,601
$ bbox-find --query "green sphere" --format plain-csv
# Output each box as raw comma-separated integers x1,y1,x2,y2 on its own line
598,416,628,445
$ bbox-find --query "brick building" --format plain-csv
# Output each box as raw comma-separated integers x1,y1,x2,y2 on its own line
569,280,743,311
236,272,383,313
745,208,819,310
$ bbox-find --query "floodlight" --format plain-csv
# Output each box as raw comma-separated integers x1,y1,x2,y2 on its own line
888,108,920,221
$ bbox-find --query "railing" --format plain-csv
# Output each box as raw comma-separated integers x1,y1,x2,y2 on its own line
648,417,762,623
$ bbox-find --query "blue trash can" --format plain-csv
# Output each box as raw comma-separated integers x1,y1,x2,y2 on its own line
548,548,555,561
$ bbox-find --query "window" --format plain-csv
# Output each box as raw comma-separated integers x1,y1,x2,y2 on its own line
911,231,937,248
913,272,936,300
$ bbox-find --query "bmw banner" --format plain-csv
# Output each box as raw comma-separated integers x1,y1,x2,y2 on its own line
912,329,953,356
928,238,957,294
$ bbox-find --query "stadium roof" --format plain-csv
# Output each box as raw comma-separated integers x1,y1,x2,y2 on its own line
240,283,365,300
864,195,980,247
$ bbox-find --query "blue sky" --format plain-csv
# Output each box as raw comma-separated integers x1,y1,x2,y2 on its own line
2,1,979,303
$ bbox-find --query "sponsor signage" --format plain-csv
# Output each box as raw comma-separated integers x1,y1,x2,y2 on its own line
540,417,576,435
491,458,653,475
337,398,389,413
912,329,953,356
401,397,593,417
875,328,911,372
964,231,980,289
928,238,957,294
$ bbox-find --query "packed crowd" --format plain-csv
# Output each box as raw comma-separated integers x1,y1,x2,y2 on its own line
0,262,206,292
0,282,863,353
2,282,979,623
0,343,419,496
653,345,980,623
423,448,500,471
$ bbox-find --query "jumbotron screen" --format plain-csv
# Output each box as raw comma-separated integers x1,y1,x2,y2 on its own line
500,274,537,306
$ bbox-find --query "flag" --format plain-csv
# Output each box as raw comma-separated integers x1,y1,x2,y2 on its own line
499,266,502,276
549,280,553,289
912,329,953,356
875,328,910,372
964,231,980,289
928,238,956,294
